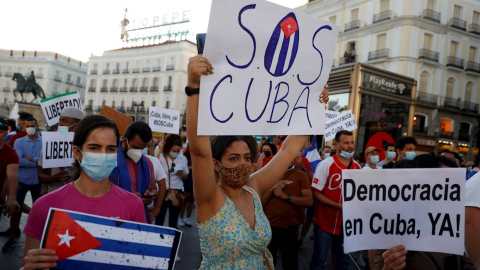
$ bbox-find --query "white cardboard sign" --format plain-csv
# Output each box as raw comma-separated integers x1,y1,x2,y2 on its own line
40,92,83,126
342,168,465,255
325,110,340,120
198,0,339,135
324,110,357,142
148,107,180,134
41,132,75,169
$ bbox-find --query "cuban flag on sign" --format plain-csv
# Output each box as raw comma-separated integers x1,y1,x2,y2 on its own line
40,208,182,270
264,12,300,77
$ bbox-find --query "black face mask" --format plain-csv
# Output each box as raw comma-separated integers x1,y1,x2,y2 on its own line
330,151,336,155
264,151,272,158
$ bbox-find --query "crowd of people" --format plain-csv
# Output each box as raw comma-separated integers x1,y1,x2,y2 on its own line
0,54,478,270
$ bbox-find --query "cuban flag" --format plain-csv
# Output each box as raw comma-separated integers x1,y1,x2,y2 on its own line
302,137,321,173
264,12,300,77
41,208,182,270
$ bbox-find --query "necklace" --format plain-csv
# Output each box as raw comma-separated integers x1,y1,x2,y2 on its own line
75,180,111,196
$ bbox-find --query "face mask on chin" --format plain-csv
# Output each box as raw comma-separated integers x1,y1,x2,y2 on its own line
339,146,354,159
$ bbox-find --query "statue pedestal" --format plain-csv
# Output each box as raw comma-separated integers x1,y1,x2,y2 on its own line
7,102,48,129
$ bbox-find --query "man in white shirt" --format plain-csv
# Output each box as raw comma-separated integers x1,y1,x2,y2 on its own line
144,153,167,221
362,146,380,170
376,144,395,168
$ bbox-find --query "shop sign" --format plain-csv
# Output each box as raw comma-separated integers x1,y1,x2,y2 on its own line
416,138,436,147
362,71,412,97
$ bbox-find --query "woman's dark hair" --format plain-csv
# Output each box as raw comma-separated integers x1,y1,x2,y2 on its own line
241,136,258,159
392,153,459,169
163,134,182,155
211,136,252,162
71,115,120,179
261,142,277,155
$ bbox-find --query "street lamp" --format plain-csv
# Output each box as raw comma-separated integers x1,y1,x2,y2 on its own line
133,101,145,121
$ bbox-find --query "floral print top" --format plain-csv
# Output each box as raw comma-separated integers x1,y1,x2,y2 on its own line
197,186,272,269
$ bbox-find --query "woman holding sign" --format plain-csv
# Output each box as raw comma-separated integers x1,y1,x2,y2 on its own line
186,55,329,269
20,115,146,270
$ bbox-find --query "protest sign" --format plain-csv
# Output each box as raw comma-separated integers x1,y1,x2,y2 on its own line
342,168,465,255
148,107,180,134
40,92,83,126
100,106,132,136
40,208,182,270
41,132,75,169
324,110,357,142
198,0,339,135
325,110,340,120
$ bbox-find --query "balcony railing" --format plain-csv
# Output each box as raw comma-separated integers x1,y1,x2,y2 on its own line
103,69,110,74
100,87,108,92
129,87,138,92
54,75,62,82
344,20,360,32
368,48,389,60
446,56,464,69
439,130,454,139
112,69,120,74
164,86,172,91
461,101,479,112
5,71,12,76
66,80,73,85
110,87,118,92
122,68,130,74
419,48,439,62
119,87,127,92
450,17,467,31
150,86,159,92
3,87,10,92
416,91,438,106
166,65,175,71
153,66,160,72
339,58,356,65
413,126,428,135
423,9,441,23
85,105,93,111
469,23,480,35
76,82,83,87
36,73,43,78
117,106,126,112
373,10,391,23
444,96,461,109
127,107,135,112
90,70,98,75
132,68,140,73
466,61,480,73
143,68,150,72
459,133,470,142
88,87,96,92
140,86,148,92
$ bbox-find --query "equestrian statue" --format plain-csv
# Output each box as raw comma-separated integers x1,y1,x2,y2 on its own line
12,71,47,103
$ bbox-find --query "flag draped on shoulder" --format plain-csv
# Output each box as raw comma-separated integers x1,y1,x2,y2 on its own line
41,208,182,270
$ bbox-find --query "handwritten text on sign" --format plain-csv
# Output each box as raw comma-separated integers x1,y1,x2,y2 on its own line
40,92,83,126
325,110,340,120
198,0,339,135
41,132,75,169
149,107,180,134
324,110,357,141
342,169,465,255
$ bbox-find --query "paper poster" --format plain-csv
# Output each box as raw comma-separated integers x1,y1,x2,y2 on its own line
41,132,75,169
40,208,182,270
100,106,132,136
325,110,340,120
40,92,83,126
198,0,339,135
148,107,180,134
324,110,357,142
342,169,465,255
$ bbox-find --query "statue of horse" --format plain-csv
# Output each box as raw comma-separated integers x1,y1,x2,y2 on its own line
12,72,47,103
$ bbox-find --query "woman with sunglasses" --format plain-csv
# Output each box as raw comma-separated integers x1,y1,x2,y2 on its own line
20,115,146,270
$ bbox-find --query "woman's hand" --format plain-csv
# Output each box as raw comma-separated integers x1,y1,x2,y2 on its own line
319,84,329,103
382,245,407,270
21,249,58,270
187,55,214,89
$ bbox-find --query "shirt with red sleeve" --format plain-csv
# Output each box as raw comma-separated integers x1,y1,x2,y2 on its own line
24,183,147,240
311,155,361,235
0,143,19,186
8,131,26,147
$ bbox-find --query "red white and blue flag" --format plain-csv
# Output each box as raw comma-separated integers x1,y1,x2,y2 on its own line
40,208,182,270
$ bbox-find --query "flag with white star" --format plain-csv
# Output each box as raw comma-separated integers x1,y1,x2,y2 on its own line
40,208,182,270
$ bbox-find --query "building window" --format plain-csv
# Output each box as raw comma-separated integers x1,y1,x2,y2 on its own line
469,47,477,61
350,9,359,21
94,64,98,70
142,78,148,87
153,78,159,87
90,79,96,87
446,78,454,98
103,79,108,87
419,71,429,93
450,41,458,57
473,11,480,25
423,34,433,50
165,100,170,109
440,118,454,138
67,74,72,81
465,82,473,102
112,98,116,107
376,34,387,50
413,114,428,134
132,79,138,87
146,60,150,68
380,0,390,12
102,99,106,106
427,0,436,10
76,77,81,84
113,79,118,87
123,79,128,87
459,122,471,142
329,16,337,24
454,5,462,19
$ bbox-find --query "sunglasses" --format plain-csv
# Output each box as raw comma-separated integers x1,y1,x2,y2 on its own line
170,162,176,173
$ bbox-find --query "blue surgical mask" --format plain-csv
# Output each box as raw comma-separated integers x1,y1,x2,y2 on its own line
387,152,396,160
169,151,179,158
339,147,354,159
324,153,331,159
370,155,379,164
404,151,416,160
79,150,118,182
57,126,69,132
468,166,473,172
142,148,149,155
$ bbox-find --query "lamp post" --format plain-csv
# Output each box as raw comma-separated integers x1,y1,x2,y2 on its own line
133,101,145,121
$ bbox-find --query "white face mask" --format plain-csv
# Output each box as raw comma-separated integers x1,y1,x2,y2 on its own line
26,127,36,136
126,140,143,163
57,123,77,132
